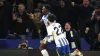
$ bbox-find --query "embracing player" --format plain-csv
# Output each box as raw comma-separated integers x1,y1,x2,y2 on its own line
41,14,71,56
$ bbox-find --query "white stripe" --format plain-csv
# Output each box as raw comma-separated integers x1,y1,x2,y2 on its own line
63,38,67,45
59,38,64,46
71,42,76,48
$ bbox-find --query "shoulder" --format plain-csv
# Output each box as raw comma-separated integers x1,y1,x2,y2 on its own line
55,23,61,25
47,25,53,29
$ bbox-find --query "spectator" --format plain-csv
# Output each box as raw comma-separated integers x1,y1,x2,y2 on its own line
28,4,52,39
0,0,12,38
55,0,79,31
28,9,42,38
90,0,100,7
64,22,83,56
56,0,73,29
64,22,81,51
85,1,100,38
18,40,28,49
72,0,94,37
85,27,100,51
12,3,29,39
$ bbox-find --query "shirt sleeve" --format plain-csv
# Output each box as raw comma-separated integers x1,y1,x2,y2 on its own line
46,26,54,42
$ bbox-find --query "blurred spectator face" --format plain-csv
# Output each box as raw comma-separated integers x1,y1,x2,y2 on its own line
0,1,3,7
18,4,25,13
34,9,41,18
34,13,41,19
98,33,100,40
83,0,90,7
60,1,65,8
65,23,71,31
95,8,100,14
42,6,48,15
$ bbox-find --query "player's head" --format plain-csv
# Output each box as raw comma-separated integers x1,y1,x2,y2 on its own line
47,14,56,23
42,4,51,15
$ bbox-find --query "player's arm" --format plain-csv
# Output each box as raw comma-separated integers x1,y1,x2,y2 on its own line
45,35,54,43
45,27,54,43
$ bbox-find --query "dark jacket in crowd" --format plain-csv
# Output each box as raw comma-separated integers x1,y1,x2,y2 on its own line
74,4,94,36
0,1,12,38
85,33,100,51
29,19,47,39
85,14,100,38
56,1,76,29
66,29,81,50
12,11,29,35
52,0,79,30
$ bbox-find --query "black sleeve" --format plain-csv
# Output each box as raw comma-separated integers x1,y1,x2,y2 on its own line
72,4,81,16
73,29,81,50
27,19,34,31
21,14,30,29
84,33,94,45
85,15,96,27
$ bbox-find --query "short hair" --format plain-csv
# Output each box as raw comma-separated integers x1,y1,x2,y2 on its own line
65,22,72,26
18,3,25,7
43,4,51,11
47,14,56,22
65,22,72,28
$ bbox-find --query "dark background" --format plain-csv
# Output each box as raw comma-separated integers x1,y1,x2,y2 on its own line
31,50,100,56
0,49,28,56
0,49,100,56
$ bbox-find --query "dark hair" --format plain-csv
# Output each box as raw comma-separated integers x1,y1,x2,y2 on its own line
18,3,25,7
65,22,72,26
95,1,100,9
43,4,51,11
48,14,56,22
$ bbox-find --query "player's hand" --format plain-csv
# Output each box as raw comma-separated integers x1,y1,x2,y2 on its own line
85,27,89,34
71,2,75,7
17,17,22,23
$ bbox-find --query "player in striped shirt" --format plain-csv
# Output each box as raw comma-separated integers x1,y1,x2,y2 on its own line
39,4,51,56
42,14,71,56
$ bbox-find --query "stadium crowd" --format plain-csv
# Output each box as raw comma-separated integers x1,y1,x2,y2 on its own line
0,0,100,51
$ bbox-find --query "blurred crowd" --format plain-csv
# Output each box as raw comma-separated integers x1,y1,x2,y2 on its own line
0,0,100,50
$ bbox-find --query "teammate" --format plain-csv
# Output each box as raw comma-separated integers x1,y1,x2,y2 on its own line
39,4,51,56
42,14,71,56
